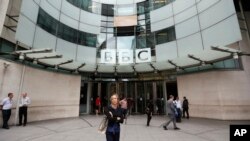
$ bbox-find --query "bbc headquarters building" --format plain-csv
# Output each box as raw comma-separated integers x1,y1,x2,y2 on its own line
0,0,250,125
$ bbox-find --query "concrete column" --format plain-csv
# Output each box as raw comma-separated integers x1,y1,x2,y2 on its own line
86,82,92,114
14,65,26,125
134,82,138,113
152,82,157,114
162,81,167,115
98,82,101,97
124,82,127,98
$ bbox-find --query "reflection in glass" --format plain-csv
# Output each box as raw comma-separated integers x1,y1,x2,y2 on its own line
106,34,116,49
115,4,136,16
117,36,136,49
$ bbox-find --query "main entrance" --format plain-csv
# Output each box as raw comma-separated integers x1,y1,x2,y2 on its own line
79,81,178,115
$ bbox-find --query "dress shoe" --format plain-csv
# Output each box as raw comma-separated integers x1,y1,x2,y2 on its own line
163,126,168,130
174,127,180,130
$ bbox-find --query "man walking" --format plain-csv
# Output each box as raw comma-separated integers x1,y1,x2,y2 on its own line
18,93,31,126
163,95,180,130
0,93,14,129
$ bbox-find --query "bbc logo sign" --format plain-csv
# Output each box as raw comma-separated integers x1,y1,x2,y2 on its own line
230,125,250,141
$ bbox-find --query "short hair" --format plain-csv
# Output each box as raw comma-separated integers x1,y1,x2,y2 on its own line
8,93,13,97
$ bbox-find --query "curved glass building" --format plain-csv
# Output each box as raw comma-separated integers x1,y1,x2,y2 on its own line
0,0,250,124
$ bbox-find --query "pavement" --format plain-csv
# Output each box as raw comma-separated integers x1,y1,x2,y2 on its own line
0,115,249,141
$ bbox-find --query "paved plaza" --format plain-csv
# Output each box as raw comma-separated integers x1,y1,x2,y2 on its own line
0,115,249,141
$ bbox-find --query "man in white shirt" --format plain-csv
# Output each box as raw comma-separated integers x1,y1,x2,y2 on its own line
18,93,31,126
174,96,182,122
0,93,14,129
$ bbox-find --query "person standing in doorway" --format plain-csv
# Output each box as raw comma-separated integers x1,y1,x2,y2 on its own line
182,96,189,119
146,100,153,126
18,93,31,126
95,96,101,115
0,93,14,129
163,95,180,130
104,93,124,141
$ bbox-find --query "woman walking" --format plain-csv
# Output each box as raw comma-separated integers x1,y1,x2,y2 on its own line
104,93,124,141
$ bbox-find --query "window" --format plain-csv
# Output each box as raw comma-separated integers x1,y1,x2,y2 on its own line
57,23,78,43
155,27,176,45
37,8,97,47
102,4,114,16
37,8,58,35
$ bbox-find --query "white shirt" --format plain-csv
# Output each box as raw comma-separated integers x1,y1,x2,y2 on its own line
174,100,182,109
19,97,31,107
1,97,13,110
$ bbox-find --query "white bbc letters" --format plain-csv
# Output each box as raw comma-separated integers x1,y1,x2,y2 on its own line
118,49,133,64
101,48,151,64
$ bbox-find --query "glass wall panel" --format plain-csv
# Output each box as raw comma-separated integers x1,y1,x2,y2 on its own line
37,8,97,47
67,0,175,15
117,36,136,49
37,8,58,35
58,23,78,43
155,26,175,45
115,4,136,16
102,4,114,16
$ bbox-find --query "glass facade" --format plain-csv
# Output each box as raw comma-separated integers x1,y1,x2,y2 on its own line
59,0,178,57
37,8,97,47
155,27,176,45
67,0,176,15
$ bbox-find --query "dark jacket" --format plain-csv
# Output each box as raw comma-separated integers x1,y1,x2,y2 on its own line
182,99,189,109
104,105,124,133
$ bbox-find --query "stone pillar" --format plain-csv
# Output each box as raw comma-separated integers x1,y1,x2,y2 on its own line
86,82,92,114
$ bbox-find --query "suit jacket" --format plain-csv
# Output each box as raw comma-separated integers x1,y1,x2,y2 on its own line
166,99,175,115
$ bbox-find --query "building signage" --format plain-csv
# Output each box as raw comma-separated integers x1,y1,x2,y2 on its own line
101,48,151,64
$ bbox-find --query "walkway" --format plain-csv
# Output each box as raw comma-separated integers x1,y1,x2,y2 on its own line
0,115,249,141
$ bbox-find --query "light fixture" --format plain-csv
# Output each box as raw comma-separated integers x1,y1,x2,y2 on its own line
134,71,137,75
33,59,38,64
19,53,24,60
94,71,98,75
201,61,206,66
74,69,78,74
176,67,180,72
233,52,238,59
154,69,158,73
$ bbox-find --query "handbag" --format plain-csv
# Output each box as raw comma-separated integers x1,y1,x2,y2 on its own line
98,111,113,134
98,116,108,134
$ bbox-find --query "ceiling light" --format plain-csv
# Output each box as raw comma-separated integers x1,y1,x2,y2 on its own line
33,59,38,64
176,67,180,72
19,54,24,60
74,69,78,74
134,71,137,75
233,52,238,59
154,70,158,73
201,61,206,66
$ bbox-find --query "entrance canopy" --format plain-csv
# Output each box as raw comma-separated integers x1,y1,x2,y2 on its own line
12,46,249,74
